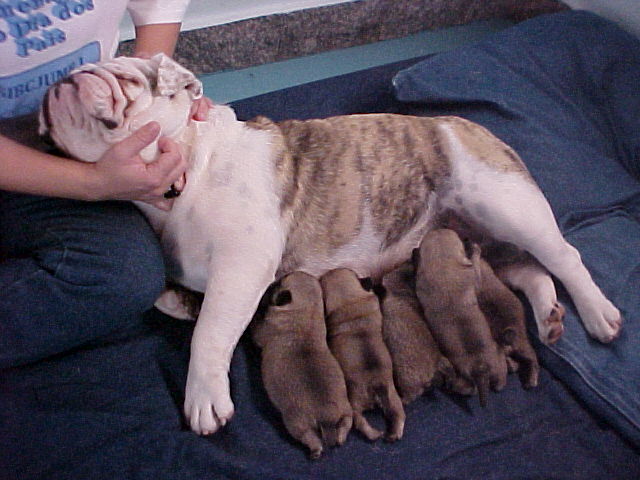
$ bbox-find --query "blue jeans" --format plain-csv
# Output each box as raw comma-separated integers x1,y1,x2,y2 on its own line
0,192,165,368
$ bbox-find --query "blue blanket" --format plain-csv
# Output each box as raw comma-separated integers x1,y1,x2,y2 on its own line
1,11,638,480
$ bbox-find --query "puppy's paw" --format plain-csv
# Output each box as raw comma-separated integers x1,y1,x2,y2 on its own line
184,366,235,435
299,430,324,460
353,412,383,441
538,302,565,345
580,297,622,343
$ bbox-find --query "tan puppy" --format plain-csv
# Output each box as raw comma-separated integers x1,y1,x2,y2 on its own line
251,272,352,459
476,258,540,389
379,262,459,404
414,229,508,406
320,268,405,441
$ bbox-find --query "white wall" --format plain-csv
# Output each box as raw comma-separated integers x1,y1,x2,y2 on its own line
120,0,357,40
563,0,640,38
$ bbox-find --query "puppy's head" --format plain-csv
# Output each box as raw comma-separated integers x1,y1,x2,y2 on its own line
320,268,377,316
252,272,325,347
414,229,473,271
39,54,202,163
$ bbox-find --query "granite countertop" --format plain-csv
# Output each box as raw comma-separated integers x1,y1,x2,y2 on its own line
119,0,567,75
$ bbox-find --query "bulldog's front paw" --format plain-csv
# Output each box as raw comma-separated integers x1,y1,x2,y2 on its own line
580,297,622,343
184,365,235,435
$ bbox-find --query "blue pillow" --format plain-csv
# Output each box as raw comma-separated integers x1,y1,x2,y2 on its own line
393,10,640,447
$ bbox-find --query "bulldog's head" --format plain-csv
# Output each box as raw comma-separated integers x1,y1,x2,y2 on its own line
39,54,202,163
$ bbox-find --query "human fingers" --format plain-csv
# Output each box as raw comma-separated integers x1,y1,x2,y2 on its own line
143,136,187,198
155,136,187,179
191,97,214,121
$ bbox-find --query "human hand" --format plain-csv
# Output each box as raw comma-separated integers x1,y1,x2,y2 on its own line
88,122,187,210
190,96,214,121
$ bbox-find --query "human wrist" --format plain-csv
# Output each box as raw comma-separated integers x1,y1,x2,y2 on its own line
72,161,107,201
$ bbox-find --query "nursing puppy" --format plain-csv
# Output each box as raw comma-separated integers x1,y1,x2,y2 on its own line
320,268,405,441
251,271,352,459
476,257,540,389
39,54,621,435
378,263,459,404
414,229,508,405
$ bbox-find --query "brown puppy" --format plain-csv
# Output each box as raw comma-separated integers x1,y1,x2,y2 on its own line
414,229,508,406
379,262,461,404
476,258,540,389
251,271,352,459
320,268,405,441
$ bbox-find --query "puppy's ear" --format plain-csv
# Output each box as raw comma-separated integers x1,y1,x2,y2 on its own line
257,280,281,313
272,289,293,307
462,238,481,261
359,277,374,292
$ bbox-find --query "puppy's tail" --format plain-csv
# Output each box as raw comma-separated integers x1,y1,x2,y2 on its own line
472,363,491,408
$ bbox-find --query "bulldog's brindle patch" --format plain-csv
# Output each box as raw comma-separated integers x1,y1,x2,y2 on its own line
39,55,621,435
251,272,352,458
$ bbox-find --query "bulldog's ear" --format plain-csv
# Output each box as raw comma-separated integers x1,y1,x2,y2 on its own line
154,53,203,99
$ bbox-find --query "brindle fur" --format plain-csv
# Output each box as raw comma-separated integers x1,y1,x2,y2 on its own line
248,114,529,279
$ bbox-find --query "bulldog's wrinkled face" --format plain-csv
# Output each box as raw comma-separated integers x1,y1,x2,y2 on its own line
39,54,203,163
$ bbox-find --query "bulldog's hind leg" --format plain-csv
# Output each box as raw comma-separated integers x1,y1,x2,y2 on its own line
457,172,621,343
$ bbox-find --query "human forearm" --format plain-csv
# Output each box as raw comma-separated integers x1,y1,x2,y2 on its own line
0,134,100,200
134,23,182,57
0,122,186,209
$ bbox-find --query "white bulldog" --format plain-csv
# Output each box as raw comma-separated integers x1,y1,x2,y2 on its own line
39,54,622,436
